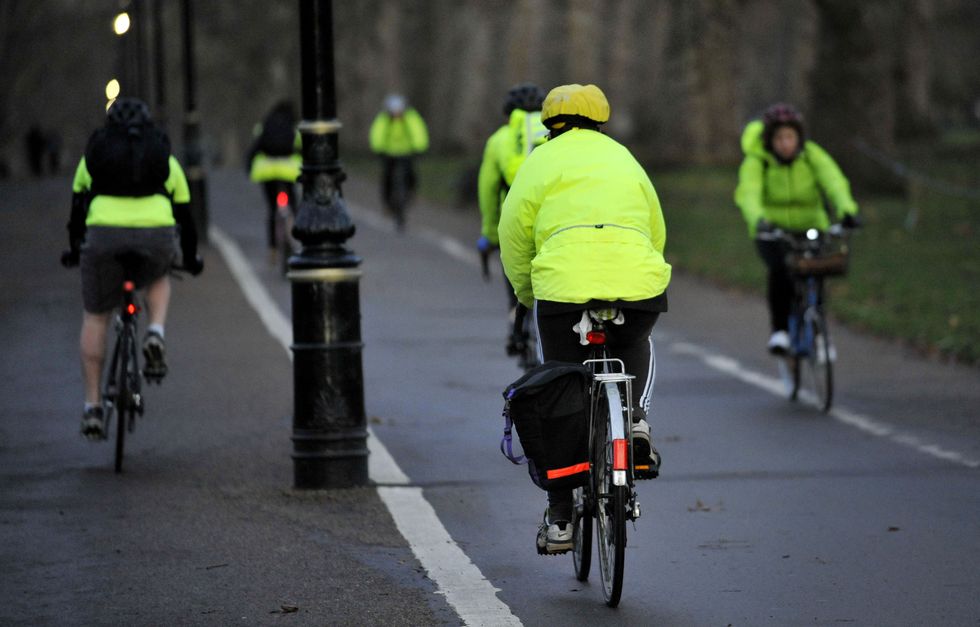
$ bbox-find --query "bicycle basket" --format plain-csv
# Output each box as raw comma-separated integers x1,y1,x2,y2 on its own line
786,241,849,277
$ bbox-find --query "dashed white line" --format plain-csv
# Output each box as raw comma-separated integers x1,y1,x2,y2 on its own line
209,225,521,626
671,341,980,469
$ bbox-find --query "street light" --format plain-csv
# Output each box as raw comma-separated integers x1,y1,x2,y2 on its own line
289,0,368,489
113,12,131,35
105,79,121,101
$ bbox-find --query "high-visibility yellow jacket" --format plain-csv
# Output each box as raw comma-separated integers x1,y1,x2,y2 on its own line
369,108,429,157
249,126,302,183
72,155,189,228
734,119,858,237
478,109,548,244
499,128,671,309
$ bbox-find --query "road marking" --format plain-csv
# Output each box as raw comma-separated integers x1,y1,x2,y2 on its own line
209,226,521,626
671,341,980,469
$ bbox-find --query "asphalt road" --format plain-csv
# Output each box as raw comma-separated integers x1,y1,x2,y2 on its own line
2,168,978,626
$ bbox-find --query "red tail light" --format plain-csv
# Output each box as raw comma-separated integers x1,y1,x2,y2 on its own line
276,191,289,208
612,439,628,471
123,281,135,292
126,303,137,315
586,330,606,345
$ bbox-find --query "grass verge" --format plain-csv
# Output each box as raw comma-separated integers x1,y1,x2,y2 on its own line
344,150,980,365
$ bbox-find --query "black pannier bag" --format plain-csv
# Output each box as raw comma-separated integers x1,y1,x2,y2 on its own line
500,361,592,491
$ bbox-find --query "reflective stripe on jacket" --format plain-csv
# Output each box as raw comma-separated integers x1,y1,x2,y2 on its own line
499,128,671,309
734,119,858,237
73,155,189,228
369,108,429,156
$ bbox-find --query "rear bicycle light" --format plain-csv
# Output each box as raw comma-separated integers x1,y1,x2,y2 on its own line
123,281,135,292
276,191,289,208
126,303,137,315
586,330,607,345
612,438,628,486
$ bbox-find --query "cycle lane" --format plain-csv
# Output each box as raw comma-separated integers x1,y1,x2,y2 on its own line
211,168,980,625
0,175,457,626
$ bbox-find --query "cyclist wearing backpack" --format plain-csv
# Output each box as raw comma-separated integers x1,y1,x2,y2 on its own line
498,84,669,553
734,103,860,354
476,83,548,357
61,98,203,440
369,94,429,229
246,100,302,263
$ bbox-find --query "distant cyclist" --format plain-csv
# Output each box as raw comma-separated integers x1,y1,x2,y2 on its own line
62,98,203,440
245,100,301,265
499,84,670,554
476,82,548,357
369,94,429,229
734,103,860,355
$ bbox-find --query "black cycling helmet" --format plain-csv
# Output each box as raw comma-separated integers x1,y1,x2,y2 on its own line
107,97,151,127
761,102,805,152
503,83,546,115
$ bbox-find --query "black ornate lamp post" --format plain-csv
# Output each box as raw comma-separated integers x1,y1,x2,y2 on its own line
180,0,208,242
289,0,368,489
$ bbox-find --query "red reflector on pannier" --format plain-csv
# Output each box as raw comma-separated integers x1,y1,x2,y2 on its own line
546,462,590,480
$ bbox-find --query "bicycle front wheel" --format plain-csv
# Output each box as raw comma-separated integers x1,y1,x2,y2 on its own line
114,334,131,474
802,309,833,412
594,384,627,607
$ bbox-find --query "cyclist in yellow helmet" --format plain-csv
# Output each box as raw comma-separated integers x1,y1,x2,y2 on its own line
499,84,670,554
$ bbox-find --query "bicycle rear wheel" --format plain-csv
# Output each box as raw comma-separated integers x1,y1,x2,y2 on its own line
594,383,627,607
802,309,833,412
572,486,592,581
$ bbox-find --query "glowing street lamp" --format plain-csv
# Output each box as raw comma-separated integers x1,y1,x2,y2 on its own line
113,12,131,36
105,78,121,100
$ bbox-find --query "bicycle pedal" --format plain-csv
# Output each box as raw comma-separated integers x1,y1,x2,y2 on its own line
633,464,659,480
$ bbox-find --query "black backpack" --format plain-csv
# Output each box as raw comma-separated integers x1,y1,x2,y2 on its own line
500,361,592,491
257,110,297,156
85,123,171,197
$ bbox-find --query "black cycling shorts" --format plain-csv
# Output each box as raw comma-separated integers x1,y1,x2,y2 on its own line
80,226,176,313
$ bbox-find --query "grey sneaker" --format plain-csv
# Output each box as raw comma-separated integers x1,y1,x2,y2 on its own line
632,418,661,479
535,510,574,555
80,406,106,441
142,331,167,382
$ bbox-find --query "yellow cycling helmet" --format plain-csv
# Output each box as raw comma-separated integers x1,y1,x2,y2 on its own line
540,84,610,129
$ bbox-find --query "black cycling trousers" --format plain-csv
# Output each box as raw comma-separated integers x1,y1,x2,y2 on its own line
535,307,659,521
756,239,793,332
381,156,417,208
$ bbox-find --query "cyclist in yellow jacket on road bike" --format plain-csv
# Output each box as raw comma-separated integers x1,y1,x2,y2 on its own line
477,83,548,357
62,98,202,440
499,84,669,554
369,94,429,230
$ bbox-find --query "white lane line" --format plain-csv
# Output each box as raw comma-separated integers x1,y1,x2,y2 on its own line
379,487,521,627
671,341,980,469
209,226,521,626
348,202,482,267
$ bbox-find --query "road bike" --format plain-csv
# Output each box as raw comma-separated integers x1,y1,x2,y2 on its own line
101,254,186,472
510,304,541,372
571,311,642,607
268,180,299,276
762,225,850,413
385,157,413,232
